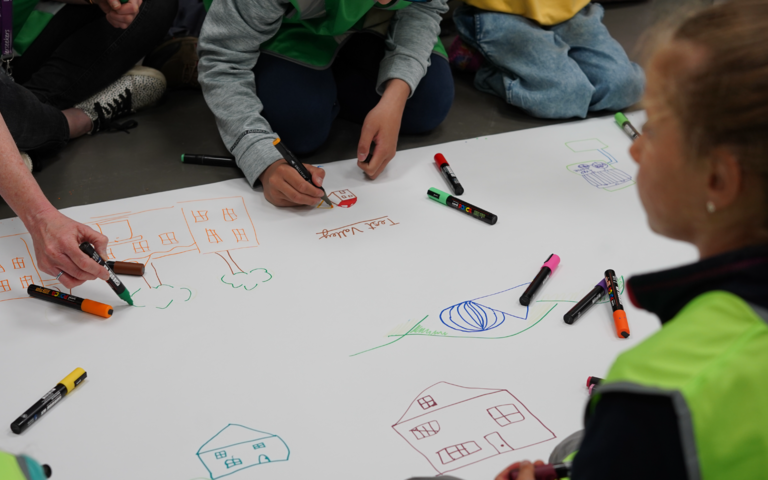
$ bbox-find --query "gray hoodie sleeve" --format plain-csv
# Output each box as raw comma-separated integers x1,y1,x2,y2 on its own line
197,0,287,186
376,0,449,97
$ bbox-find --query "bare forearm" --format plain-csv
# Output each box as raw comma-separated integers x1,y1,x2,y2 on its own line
0,114,56,227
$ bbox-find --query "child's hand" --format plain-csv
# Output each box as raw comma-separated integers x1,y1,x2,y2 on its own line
97,0,143,29
259,159,326,207
357,79,410,179
495,460,545,480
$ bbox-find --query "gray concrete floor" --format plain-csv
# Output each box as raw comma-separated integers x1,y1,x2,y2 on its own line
1,1,655,219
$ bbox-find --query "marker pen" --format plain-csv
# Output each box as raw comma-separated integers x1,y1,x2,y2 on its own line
519,254,560,306
605,269,630,338
27,285,113,318
587,376,603,395
563,279,608,324
78,243,133,305
434,153,464,195
180,154,236,167
273,138,332,207
508,462,572,480
107,261,145,276
615,112,640,140
427,188,497,225
10,368,87,434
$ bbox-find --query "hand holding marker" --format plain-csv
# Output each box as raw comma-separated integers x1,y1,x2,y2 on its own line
79,242,133,305
273,138,333,207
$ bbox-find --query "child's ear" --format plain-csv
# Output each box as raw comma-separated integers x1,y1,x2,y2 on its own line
706,147,742,212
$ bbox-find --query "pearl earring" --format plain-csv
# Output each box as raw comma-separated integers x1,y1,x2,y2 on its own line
706,201,716,213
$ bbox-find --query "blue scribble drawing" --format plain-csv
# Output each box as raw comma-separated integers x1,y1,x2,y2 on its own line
440,284,529,333
564,139,635,192
197,424,290,479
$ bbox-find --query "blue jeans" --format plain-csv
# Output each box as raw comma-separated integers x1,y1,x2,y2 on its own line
253,33,454,155
454,3,644,119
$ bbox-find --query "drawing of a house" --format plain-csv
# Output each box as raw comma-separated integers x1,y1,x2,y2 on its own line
328,189,358,208
393,382,555,475
197,424,290,479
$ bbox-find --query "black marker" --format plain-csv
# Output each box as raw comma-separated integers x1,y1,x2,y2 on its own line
180,154,237,167
563,279,608,324
434,153,465,195
519,254,561,306
78,243,133,305
272,137,332,207
11,368,87,434
362,141,376,163
427,187,497,225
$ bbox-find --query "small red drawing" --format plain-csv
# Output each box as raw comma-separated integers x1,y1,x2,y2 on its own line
393,382,556,475
0,279,10,292
12,257,25,269
20,275,34,289
159,232,179,245
329,189,358,208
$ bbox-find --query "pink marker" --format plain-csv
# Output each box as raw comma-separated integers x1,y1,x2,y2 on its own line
519,254,560,306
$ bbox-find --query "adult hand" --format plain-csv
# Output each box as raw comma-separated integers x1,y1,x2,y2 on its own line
357,78,409,180
495,460,545,480
259,159,326,207
97,0,143,29
26,208,110,289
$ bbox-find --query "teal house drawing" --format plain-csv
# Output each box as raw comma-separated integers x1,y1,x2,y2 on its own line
197,424,290,479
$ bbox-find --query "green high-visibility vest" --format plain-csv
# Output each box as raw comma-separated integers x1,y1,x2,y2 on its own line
589,291,768,479
0,452,49,480
203,0,447,69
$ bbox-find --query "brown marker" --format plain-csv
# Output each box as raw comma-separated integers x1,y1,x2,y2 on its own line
27,285,113,318
107,261,145,276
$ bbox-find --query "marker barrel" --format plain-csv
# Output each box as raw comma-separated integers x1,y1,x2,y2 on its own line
27,285,113,318
427,188,497,225
107,261,145,276
181,154,236,167
10,368,87,434
434,153,465,195
519,254,560,306
79,243,132,305
273,138,332,206
604,269,630,338
563,282,606,324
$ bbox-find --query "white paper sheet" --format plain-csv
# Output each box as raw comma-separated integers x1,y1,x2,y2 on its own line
0,112,697,480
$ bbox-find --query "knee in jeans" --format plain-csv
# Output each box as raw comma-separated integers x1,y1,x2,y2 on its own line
531,76,593,119
404,63,455,133
273,109,333,155
603,66,645,108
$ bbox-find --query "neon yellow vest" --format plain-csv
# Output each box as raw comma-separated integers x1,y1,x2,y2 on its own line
590,291,768,479
203,0,447,68
0,452,49,480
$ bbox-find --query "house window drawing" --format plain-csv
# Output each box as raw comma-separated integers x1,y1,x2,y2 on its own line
328,189,358,208
105,248,115,260
159,232,179,245
12,257,25,269
438,441,481,464
133,240,150,253
20,275,34,289
223,208,237,221
193,210,209,222
488,405,524,427
419,395,437,409
206,229,223,244
197,424,290,479
411,421,440,440
0,280,10,292
393,382,556,475
232,229,248,243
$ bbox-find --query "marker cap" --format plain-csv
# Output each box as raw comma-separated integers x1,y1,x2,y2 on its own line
434,153,448,167
615,112,629,126
613,310,630,338
542,254,561,272
82,299,114,318
427,187,451,205
596,278,608,293
59,368,87,393
180,154,185,163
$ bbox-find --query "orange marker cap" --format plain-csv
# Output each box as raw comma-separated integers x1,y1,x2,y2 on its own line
613,310,630,339
81,299,114,319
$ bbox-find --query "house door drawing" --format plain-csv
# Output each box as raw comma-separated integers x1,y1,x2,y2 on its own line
258,455,270,464
484,432,514,455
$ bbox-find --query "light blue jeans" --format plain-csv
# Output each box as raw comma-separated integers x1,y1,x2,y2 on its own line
454,3,645,119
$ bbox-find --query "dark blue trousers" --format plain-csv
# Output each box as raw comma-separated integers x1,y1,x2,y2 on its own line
253,33,454,155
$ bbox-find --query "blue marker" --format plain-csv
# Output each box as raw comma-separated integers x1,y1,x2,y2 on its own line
563,279,608,324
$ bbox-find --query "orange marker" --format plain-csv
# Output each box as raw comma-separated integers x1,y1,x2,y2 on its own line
604,270,629,338
27,285,114,318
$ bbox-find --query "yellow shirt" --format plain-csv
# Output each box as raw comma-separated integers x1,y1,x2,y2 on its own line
462,0,591,26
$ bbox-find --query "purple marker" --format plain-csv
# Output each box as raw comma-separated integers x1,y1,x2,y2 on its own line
563,279,608,324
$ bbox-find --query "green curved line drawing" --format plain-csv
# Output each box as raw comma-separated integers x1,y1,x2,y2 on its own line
350,315,429,357
536,276,625,304
220,268,273,291
130,284,193,309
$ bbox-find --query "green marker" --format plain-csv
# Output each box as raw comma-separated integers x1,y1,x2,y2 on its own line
615,112,640,140
427,187,498,225
78,243,134,306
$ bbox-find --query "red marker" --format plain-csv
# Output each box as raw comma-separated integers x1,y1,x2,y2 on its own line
434,153,464,195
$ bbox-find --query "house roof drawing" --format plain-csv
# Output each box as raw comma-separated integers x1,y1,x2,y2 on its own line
197,424,276,454
394,382,502,425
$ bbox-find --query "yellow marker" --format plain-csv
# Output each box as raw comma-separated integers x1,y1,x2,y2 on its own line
10,368,87,434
